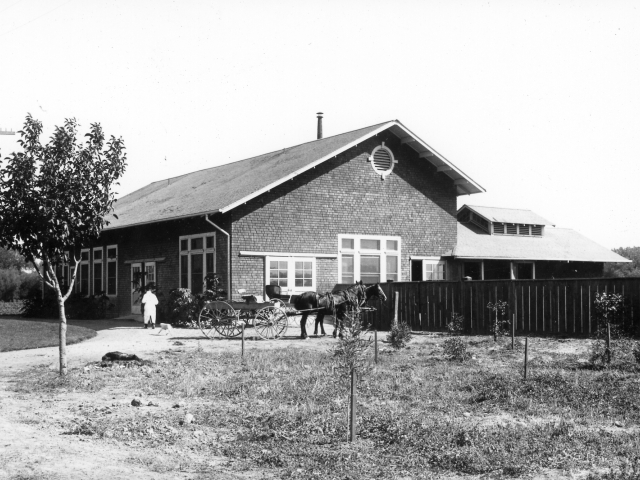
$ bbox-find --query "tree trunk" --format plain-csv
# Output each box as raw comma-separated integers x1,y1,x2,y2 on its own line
58,292,67,375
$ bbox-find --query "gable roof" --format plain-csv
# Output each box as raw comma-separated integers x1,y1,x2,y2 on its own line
105,120,484,230
460,205,555,226
454,223,631,263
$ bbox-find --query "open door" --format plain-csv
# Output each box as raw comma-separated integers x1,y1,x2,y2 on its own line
131,263,142,315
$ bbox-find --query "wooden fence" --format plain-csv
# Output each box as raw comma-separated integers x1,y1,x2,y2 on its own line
359,278,640,336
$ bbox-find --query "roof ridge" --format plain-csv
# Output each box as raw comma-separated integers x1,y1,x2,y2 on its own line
118,120,395,201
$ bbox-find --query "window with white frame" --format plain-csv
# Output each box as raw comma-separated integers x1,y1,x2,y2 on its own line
424,259,446,280
338,235,401,284
266,257,316,293
93,247,103,294
106,245,118,296
78,249,90,295
179,233,216,294
411,257,447,281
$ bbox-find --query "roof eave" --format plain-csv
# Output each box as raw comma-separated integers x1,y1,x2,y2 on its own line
453,255,632,263
390,121,485,196
102,210,222,232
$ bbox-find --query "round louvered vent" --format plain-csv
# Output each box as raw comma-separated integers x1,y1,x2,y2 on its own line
369,145,395,177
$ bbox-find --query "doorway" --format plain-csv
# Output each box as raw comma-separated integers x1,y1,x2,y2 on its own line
131,263,142,314
411,260,423,281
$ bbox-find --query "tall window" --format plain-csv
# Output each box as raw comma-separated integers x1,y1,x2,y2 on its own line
93,247,103,294
106,245,118,296
78,249,90,295
179,233,216,294
266,257,316,293
338,235,401,284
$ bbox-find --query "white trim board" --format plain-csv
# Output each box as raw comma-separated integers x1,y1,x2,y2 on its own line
240,251,337,258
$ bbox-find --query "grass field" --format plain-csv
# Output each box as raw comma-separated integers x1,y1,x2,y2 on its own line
12,334,640,479
0,319,97,352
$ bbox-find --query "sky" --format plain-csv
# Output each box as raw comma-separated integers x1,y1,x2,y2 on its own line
0,0,638,249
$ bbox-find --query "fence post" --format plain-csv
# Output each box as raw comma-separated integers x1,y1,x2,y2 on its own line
393,291,399,327
241,323,245,358
374,330,378,364
524,337,529,380
512,314,515,350
606,322,611,364
349,369,357,442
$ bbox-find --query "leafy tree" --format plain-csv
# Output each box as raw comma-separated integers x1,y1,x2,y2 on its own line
0,114,126,374
0,247,28,270
604,247,640,277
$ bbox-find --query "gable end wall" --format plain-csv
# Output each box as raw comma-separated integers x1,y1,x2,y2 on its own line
230,131,458,297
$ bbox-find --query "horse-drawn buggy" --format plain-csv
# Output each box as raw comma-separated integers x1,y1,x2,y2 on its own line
197,282,386,340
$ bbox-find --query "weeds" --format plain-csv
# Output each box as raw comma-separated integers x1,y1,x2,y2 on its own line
387,320,412,350
446,312,465,335
13,337,640,479
442,337,471,361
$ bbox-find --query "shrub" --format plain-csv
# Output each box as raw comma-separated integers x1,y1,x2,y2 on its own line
594,291,625,327
387,320,412,350
0,268,21,301
21,288,114,319
487,300,510,341
167,274,228,328
443,337,471,361
167,288,198,328
590,324,635,367
590,292,633,367
18,271,41,299
447,312,465,335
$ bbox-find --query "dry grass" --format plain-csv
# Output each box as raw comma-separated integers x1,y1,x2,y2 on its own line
12,335,640,479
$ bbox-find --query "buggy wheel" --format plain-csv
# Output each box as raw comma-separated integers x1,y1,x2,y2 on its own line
200,301,241,338
254,306,288,339
198,306,219,338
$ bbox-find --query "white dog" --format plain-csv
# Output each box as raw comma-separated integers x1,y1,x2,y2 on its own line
156,323,173,335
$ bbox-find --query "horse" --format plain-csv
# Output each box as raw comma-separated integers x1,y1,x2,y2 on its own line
293,282,387,339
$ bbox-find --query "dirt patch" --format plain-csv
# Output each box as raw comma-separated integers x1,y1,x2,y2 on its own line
0,318,326,479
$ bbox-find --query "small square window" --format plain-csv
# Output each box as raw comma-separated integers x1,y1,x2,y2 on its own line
360,239,380,250
107,248,117,259
206,236,214,249
81,251,89,261
341,238,354,250
386,240,398,251
191,237,203,250
93,250,103,260
180,239,188,251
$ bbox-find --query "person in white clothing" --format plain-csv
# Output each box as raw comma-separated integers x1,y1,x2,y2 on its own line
141,288,159,329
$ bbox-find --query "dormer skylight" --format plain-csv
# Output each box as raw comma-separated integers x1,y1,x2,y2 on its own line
457,205,554,238
492,222,544,236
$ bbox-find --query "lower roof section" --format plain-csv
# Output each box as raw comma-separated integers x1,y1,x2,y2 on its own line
454,223,631,263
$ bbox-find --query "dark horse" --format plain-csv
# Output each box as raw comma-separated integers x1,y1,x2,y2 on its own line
293,282,387,339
